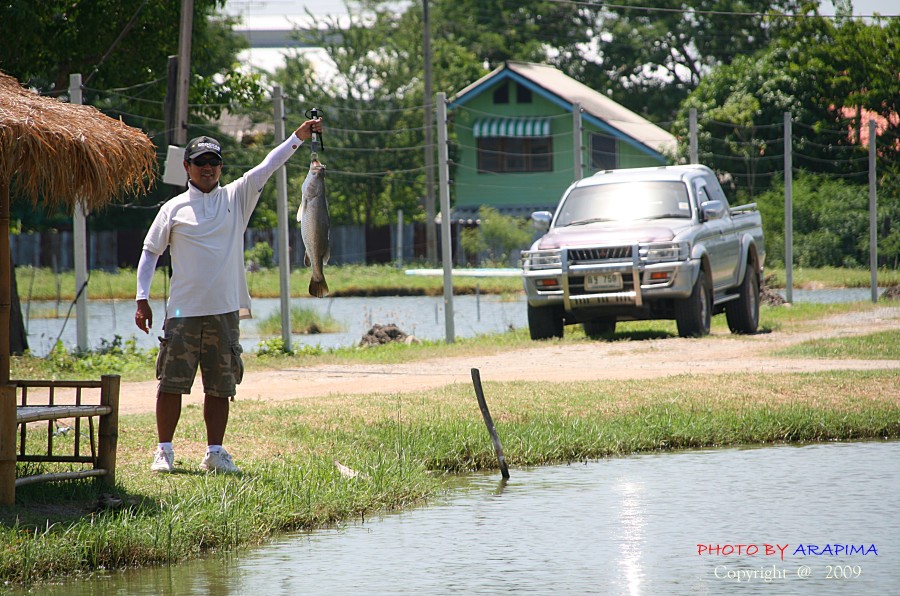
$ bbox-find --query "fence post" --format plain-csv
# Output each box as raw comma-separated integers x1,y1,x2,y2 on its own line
869,119,878,303
273,85,292,351
70,73,90,352
395,209,404,267
436,92,455,343
97,375,120,487
689,108,698,164
573,102,583,180
0,384,15,505
784,112,793,303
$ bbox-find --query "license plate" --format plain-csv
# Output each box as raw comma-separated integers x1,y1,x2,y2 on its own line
584,272,623,292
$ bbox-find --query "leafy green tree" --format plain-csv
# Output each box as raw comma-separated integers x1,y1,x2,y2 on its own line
431,0,591,69
553,0,808,123
272,1,483,231
673,14,900,188
0,0,264,235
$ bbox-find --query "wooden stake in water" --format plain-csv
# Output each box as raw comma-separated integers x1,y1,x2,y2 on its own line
471,368,510,479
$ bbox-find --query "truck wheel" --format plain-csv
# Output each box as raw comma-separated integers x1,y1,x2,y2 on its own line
528,304,564,340
583,318,616,339
675,270,711,338
726,262,760,334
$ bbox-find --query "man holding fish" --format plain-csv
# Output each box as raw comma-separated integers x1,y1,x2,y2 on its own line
134,116,323,474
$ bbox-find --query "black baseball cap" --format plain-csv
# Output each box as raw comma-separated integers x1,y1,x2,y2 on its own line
184,136,223,161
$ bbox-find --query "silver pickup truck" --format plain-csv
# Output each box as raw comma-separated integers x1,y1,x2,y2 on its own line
521,164,765,339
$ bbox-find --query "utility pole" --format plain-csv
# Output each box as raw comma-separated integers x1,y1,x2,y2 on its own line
175,0,194,147
423,0,436,264
164,56,178,146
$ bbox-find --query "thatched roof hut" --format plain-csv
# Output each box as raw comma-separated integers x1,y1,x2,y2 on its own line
0,71,156,210
0,70,157,381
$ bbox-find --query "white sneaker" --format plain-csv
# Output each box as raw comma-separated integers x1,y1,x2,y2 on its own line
200,449,239,473
151,448,175,473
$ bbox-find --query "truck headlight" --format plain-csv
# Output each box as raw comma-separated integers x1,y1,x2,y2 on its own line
640,242,689,263
522,249,562,271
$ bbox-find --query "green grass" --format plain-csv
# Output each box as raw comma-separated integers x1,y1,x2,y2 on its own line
253,305,344,336
2,368,898,587
2,301,898,587
10,300,892,381
763,265,900,289
774,330,900,360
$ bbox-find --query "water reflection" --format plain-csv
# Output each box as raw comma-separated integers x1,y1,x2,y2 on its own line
21,440,899,595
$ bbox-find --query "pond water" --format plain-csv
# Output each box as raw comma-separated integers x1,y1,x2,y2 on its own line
22,293,525,358
22,287,884,358
19,440,899,595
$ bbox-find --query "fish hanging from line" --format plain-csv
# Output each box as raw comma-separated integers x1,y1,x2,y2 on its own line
297,159,330,298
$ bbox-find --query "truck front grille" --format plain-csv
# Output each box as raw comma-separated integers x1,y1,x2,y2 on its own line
568,246,632,263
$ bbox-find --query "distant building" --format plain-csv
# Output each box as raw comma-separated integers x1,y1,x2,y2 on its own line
449,61,677,220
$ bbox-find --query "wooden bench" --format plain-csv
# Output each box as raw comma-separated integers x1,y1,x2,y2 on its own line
5,375,119,493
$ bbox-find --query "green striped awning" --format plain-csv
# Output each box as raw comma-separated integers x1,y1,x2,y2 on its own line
472,117,551,138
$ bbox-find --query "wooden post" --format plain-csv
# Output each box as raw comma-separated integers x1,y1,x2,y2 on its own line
0,383,15,505
97,375,120,487
471,368,510,479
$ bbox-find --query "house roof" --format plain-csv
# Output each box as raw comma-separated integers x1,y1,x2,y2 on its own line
452,61,677,157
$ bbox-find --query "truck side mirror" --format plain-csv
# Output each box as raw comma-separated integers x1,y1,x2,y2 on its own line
531,211,553,232
700,200,724,221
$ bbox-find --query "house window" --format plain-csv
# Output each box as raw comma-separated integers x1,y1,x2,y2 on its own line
477,137,553,173
493,84,509,104
590,133,617,170
516,83,532,103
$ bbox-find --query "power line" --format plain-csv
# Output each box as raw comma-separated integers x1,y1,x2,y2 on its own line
545,0,900,20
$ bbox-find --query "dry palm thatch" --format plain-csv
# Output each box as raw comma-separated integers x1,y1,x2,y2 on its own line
0,70,156,211
0,70,158,504
0,70,157,384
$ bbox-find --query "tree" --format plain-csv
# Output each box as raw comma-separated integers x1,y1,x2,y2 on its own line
272,1,484,231
553,0,809,123
672,15,900,195
431,0,591,69
0,0,264,236
674,15,900,267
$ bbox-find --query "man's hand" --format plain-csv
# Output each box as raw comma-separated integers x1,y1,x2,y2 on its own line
294,118,323,141
135,299,153,334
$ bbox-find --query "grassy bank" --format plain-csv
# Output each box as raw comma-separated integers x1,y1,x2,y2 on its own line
2,366,898,587
2,296,898,587
16,264,900,303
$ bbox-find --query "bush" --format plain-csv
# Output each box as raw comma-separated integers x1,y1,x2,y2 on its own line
460,206,533,266
245,241,275,270
754,173,887,268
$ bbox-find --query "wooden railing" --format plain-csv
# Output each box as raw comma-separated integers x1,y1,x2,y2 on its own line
0,375,119,503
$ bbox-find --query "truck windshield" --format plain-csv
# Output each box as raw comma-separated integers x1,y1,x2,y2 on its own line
555,181,691,227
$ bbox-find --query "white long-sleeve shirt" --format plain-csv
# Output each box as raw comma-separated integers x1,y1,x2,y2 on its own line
137,133,304,319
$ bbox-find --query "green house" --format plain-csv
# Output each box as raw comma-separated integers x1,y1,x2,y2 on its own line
449,61,677,219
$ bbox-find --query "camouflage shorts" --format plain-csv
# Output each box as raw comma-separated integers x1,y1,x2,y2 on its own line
156,312,244,398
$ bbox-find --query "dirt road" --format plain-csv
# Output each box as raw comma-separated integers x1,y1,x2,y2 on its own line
117,306,900,416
